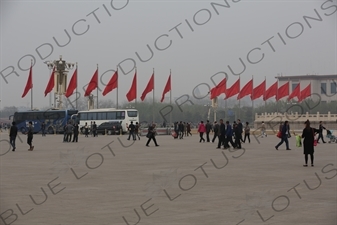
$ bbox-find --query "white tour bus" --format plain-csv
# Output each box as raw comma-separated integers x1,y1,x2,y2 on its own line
74,108,139,134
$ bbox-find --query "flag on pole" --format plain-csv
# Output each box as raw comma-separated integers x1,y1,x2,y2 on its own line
44,67,55,97
22,64,33,98
288,83,300,101
225,78,240,99
237,79,253,100
299,83,311,102
102,70,118,96
65,68,77,98
276,82,289,101
140,73,154,101
264,81,278,101
84,69,98,97
126,71,137,102
161,74,171,102
210,78,226,99
251,79,265,100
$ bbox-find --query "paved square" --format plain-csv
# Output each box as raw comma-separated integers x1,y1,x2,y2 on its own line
0,132,336,225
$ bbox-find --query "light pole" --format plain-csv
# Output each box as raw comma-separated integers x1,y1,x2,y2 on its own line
46,55,74,109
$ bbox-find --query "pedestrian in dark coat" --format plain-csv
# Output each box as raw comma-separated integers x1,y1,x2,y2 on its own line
212,121,219,143
146,123,159,147
9,122,18,151
317,121,326,143
217,119,226,149
72,123,79,142
205,120,212,142
275,121,291,150
225,121,236,148
301,120,319,167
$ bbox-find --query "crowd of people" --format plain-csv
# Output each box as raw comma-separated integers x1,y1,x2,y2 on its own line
195,119,250,150
5,117,331,167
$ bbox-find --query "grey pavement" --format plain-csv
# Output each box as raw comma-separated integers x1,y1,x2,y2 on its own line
0,132,336,225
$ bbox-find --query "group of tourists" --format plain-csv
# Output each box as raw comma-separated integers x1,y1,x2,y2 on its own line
173,121,193,139
126,121,141,141
197,119,251,150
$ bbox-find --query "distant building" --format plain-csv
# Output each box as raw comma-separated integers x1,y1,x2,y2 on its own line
276,74,337,103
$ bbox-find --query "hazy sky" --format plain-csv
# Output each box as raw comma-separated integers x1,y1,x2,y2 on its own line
1,0,336,109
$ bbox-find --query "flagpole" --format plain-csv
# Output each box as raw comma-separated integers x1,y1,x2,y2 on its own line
31,59,33,110
135,67,137,108
238,75,240,120
252,75,254,123
152,68,155,124
264,76,266,113
76,62,78,109
97,64,99,109
169,69,172,128
116,67,119,109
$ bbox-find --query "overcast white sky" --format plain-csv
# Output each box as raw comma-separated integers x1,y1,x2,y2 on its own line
0,0,336,109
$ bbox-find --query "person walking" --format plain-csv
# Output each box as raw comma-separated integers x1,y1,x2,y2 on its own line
243,122,250,143
317,121,326,143
261,121,266,137
205,120,212,142
178,121,184,139
225,121,236,149
275,121,291,150
127,121,136,140
84,122,89,137
237,119,244,142
146,123,159,147
41,122,46,136
212,121,219,143
187,122,192,136
301,120,319,167
72,123,79,142
233,123,241,149
9,122,18,151
27,121,34,151
217,119,226,149
92,121,97,137
197,121,206,143
135,122,140,140
66,122,74,142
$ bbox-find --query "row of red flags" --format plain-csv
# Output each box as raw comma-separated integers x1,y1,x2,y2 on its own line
210,77,311,102
21,64,311,103
21,64,171,102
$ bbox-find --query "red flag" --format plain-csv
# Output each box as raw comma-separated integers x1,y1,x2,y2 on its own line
299,83,311,102
126,71,137,102
65,68,77,98
288,83,300,101
102,71,118,96
225,78,240,99
251,80,265,100
276,82,289,101
237,79,253,100
84,69,98,97
22,64,33,98
140,73,154,101
210,78,226,99
44,67,55,97
161,74,171,102
264,81,277,101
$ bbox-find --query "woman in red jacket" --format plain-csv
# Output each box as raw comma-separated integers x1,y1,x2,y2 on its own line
198,121,206,143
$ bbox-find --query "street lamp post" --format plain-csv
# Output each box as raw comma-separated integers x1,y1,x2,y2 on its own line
46,55,74,109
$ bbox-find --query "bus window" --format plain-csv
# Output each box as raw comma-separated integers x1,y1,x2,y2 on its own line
116,111,125,120
88,112,97,120
127,111,138,117
107,112,116,120
97,112,106,120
